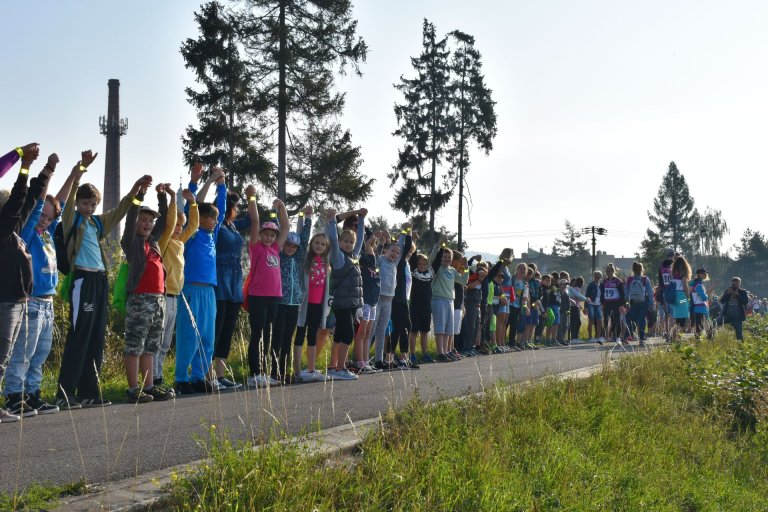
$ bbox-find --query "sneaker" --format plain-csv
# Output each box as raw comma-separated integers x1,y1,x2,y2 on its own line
407,360,420,369
410,354,418,365
208,379,227,392
638,340,647,347
80,397,111,408
419,354,435,364
308,370,328,382
437,353,451,363
190,380,214,394
247,374,274,388
26,392,58,415
524,342,540,351
5,393,38,418
217,377,242,390
329,368,358,380
174,381,197,395
0,409,20,423
598,337,606,343
394,359,410,370
126,388,153,404
614,337,621,344
144,386,175,401
55,397,82,410
358,364,382,375
374,360,390,371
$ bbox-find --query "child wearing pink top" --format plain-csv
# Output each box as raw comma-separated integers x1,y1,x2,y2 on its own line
245,196,289,388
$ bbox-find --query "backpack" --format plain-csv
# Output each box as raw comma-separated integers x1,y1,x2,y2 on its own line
664,281,678,304
111,261,130,314
628,276,647,304
54,214,104,275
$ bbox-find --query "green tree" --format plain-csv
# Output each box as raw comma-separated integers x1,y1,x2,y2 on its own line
446,30,497,249
239,0,368,205
554,220,590,277
728,229,768,296
647,161,699,254
181,1,272,190
638,228,667,277
390,19,452,246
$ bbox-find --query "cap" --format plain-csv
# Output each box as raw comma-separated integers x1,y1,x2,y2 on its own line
139,206,160,219
558,278,568,285
260,221,280,234
285,232,300,246
695,267,708,274
664,247,675,257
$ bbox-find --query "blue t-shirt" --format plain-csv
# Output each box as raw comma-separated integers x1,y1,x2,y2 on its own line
74,220,104,270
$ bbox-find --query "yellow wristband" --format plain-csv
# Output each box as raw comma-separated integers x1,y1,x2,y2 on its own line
79,165,87,172
132,197,141,205
248,196,256,202
190,202,198,208
20,168,29,175
299,211,305,217
15,147,23,157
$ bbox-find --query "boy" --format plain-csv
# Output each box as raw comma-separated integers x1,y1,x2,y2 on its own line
585,270,604,344
121,182,176,403
56,149,151,410
430,241,469,362
174,168,226,394
153,183,198,388
408,251,434,363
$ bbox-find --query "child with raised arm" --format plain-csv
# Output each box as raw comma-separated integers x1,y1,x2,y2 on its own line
0,143,44,422
430,240,469,362
174,168,226,395
5,152,80,416
245,194,289,388
372,229,402,370
120,178,175,403
352,228,383,374
153,183,198,388
56,150,149,410
390,224,414,367
325,207,366,380
408,249,434,363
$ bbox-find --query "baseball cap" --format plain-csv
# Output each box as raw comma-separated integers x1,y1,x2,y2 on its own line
260,221,280,233
696,267,707,274
664,247,675,257
285,232,300,246
139,206,159,219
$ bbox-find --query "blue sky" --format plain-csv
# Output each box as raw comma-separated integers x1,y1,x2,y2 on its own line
2,1,766,260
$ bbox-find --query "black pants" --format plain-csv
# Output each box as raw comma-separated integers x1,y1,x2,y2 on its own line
273,304,299,379
481,304,492,342
569,305,582,340
248,296,278,375
57,270,108,402
604,302,621,339
507,307,521,345
462,306,481,351
214,300,242,359
389,301,411,353
295,303,323,347
333,308,356,345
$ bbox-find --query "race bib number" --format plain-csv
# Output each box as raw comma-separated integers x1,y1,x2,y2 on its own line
662,272,671,285
604,287,619,300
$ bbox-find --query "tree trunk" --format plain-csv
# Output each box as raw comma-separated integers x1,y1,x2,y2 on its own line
277,0,287,200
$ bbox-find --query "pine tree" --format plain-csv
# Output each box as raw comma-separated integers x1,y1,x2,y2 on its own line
181,1,272,190
447,31,497,250
239,0,368,205
647,161,699,254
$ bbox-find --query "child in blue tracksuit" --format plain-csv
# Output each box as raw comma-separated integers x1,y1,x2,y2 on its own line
174,170,226,394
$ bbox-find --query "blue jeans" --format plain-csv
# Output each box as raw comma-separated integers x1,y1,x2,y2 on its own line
4,298,53,395
0,302,26,392
626,302,648,340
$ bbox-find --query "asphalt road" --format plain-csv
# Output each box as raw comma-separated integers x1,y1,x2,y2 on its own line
0,341,650,492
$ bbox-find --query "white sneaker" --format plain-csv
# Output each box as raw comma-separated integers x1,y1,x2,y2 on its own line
615,337,621,343
209,379,227,392
307,370,327,383
0,409,20,423
358,364,382,375
267,376,280,387
587,337,595,343
296,369,309,382
329,368,358,381
247,374,269,388
598,337,606,343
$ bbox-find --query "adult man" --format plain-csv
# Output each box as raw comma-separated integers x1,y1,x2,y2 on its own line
720,277,749,341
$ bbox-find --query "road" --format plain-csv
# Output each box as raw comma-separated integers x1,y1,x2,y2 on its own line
0,341,650,493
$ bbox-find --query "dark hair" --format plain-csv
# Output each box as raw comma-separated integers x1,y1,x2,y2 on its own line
198,202,219,219
573,276,585,287
225,192,240,221
342,214,359,230
45,194,62,218
75,183,101,203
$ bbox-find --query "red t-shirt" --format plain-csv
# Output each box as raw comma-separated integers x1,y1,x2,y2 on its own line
134,242,165,294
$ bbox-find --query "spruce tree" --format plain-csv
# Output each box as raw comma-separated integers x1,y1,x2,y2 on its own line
647,161,699,254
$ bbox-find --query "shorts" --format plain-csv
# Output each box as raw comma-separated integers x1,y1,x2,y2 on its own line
551,307,560,326
525,308,540,325
410,307,432,333
432,298,454,335
587,303,603,321
362,303,377,321
453,309,463,335
124,293,165,356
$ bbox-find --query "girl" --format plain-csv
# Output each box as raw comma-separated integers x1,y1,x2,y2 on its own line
448,251,467,359
462,259,487,355
669,255,692,340
389,225,414,367
625,262,653,345
246,195,289,388
690,267,710,339
273,206,311,383
325,207,366,380
487,258,510,353
352,229,383,373
599,263,625,344
211,184,252,391
568,276,587,342
521,266,540,350
540,274,559,344
508,262,528,350
585,271,604,344
408,252,434,363
294,224,332,382
430,241,469,361
371,232,401,370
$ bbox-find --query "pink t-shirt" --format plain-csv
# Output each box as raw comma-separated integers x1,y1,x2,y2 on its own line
308,256,327,305
248,242,282,297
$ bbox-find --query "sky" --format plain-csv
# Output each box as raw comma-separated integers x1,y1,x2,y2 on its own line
1,1,766,260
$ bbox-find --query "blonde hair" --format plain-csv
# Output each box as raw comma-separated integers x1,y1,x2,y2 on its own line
305,233,330,275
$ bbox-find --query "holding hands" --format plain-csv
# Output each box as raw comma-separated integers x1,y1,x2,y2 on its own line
190,162,204,184
182,189,196,204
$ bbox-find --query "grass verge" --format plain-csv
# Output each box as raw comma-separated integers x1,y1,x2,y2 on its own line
0,480,86,512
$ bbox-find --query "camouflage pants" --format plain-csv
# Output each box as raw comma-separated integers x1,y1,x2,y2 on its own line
125,293,165,356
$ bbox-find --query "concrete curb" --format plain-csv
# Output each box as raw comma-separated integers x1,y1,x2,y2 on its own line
54,361,611,511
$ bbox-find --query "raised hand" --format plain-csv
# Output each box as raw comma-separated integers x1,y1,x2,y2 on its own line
190,162,204,183
208,167,224,183
133,175,153,195
272,198,285,211
80,150,98,168
326,208,337,221
358,208,368,217
19,142,40,155
302,205,313,216
46,153,60,170
156,183,166,194
21,144,40,166
244,184,256,198
182,189,195,203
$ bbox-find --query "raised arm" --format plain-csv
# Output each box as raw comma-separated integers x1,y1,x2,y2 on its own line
159,186,178,254
325,208,344,269
213,172,226,231
352,208,367,257
180,189,199,242
0,143,37,179
274,199,289,249
197,166,223,204
248,189,260,243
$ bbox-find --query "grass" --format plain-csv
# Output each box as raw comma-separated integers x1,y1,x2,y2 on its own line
166,326,768,511
0,480,86,512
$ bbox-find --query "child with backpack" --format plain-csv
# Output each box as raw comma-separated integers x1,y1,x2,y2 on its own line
120,181,176,403
690,267,710,339
4,152,80,417
625,262,654,345
56,150,150,409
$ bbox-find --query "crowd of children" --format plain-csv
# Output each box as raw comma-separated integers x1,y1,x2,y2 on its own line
0,149,757,423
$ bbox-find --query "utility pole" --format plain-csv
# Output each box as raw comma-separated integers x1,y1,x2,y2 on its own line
582,226,607,274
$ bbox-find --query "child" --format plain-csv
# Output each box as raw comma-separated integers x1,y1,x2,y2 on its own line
352,229,383,373
462,260,487,355
568,276,587,342
389,225,414,368
372,232,401,370
600,263,625,344
273,206,311,383
624,262,653,345
521,266,541,350
486,254,514,353
540,274,559,345
294,222,332,382
56,153,150,409
585,271,604,344
4,152,79,417
153,183,199,389
449,252,467,359
508,263,528,350
0,143,43,422
669,255,692,339
246,195,289,388
430,241,469,362
408,251,434,363
174,168,226,395
325,207,366,380
120,182,175,403
690,268,710,339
